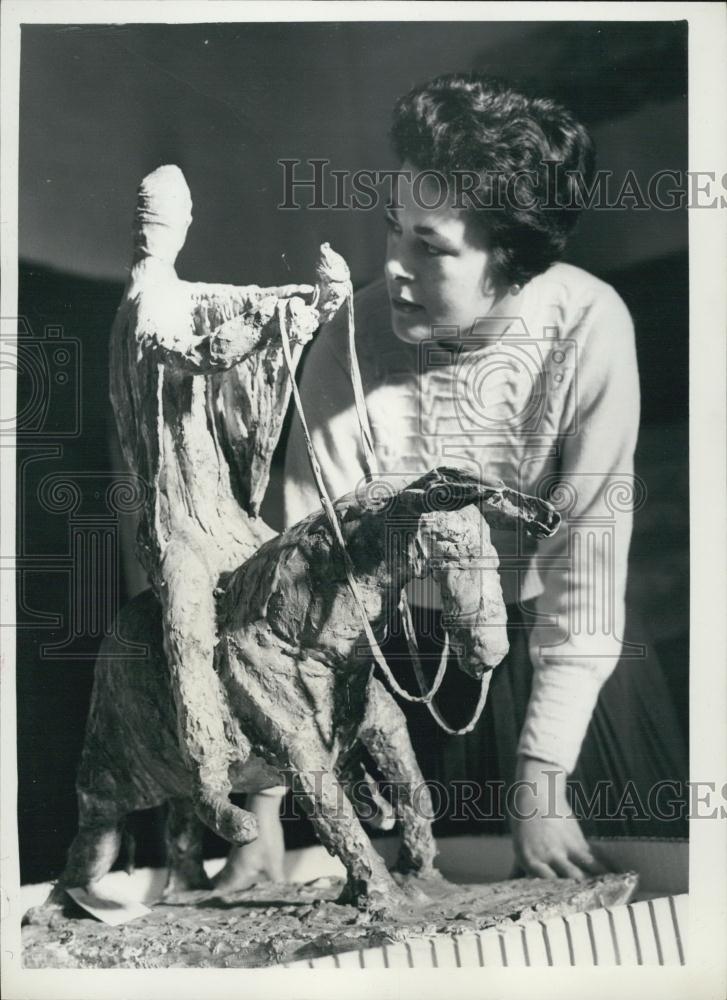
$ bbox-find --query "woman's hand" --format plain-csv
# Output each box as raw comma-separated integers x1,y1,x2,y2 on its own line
510,756,607,880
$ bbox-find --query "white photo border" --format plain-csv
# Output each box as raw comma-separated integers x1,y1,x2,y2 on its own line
1,3,725,999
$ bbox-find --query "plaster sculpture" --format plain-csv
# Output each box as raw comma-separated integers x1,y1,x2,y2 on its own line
26,166,561,923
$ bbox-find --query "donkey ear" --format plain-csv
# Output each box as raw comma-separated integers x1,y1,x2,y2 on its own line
390,471,485,517
474,486,560,539
389,467,560,539
384,467,560,539
429,466,560,538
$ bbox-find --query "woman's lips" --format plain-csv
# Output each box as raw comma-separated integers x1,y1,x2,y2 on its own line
391,297,425,314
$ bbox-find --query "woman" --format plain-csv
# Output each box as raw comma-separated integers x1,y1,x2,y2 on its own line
235,72,687,886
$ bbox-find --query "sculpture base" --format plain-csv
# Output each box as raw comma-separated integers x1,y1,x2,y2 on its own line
22,871,636,969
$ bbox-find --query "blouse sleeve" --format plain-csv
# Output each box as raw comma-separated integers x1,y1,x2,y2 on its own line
517,285,641,773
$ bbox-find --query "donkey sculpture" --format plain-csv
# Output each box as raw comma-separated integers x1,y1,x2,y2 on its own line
27,468,558,919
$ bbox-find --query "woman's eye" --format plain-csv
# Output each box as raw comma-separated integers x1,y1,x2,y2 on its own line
423,242,446,256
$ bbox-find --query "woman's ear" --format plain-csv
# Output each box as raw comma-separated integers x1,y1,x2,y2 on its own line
486,272,526,309
480,260,503,301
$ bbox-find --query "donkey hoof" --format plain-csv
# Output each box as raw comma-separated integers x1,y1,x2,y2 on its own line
337,881,410,920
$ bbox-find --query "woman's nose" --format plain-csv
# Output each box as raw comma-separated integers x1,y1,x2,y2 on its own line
385,246,415,284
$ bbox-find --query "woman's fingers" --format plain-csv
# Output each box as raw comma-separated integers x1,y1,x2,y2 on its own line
519,835,595,881
518,843,607,881
548,854,587,881
571,844,608,875
522,858,559,880
562,821,608,874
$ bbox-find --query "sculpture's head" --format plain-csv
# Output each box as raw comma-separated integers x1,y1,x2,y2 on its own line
133,165,193,264
349,467,560,678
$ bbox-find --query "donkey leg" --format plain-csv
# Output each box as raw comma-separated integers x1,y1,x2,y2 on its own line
223,643,401,911
335,745,396,831
163,797,212,895
359,677,438,876
287,742,403,915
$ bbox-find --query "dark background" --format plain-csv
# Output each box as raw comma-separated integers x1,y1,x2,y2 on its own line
16,20,688,882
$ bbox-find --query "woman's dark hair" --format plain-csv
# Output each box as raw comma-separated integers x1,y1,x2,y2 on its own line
390,72,596,288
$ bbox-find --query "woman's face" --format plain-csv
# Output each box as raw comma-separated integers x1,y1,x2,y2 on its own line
384,163,498,344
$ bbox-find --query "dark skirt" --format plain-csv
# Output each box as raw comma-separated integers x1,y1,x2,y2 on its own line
380,602,689,840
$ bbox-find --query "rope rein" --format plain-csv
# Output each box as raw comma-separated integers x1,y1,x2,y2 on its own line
278,294,491,731
344,292,456,707
398,590,491,735
277,299,442,704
